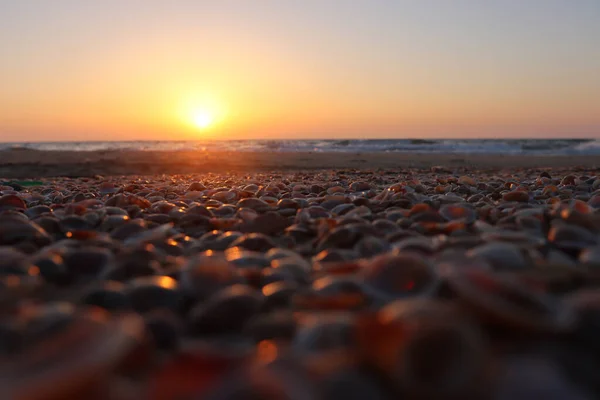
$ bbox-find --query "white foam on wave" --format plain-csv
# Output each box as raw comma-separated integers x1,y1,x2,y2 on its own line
567,139,600,154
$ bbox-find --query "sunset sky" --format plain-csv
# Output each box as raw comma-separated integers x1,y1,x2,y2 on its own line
1,0,599,142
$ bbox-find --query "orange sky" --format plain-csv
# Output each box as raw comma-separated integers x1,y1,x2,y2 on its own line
1,1,599,141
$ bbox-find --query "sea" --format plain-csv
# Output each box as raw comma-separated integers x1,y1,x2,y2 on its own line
2,139,600,155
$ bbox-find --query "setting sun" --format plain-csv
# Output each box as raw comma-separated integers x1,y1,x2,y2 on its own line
192,111,215,130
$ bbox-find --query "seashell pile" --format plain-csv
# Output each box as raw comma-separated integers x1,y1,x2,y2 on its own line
1,168,600,399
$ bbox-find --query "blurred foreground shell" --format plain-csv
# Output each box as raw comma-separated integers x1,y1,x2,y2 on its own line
356,299,489,399
0,308,145,400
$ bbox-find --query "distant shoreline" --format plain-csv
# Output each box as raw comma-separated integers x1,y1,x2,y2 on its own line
1,149,600,178
1,138,599,156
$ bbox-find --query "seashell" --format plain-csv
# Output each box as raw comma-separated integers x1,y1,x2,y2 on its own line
361,252,439,302
186,204,213,217
277,198,300,210
445,267,573,333
0,194,27,210
558,207,600,232
356,298,488,399
344,205,372,218
167,207,186,221
284,223,314,243
327,186,345,195
392,236,436,255
0,218,52,248
237,198,270,211
62,247,113,282
191,231,233,252
372,218,399,233
265,247,303,263
502,191,530,202
560,175,577,186
123,223,175,246
105,194,151,209
271,257,311,282
229,233,276,252
458,176,476,186
293,314,355,352
438,193,465,204
31,252,68,285
80,281,131,312
350,181,371,192
312,246,358,267
467,242,529,270
225,247,271,268
102,247,161,281
99,182,120,195
212,190,237,203
354,235,391,258
439,204,477,224
316,225,365,252
209,205,236,218
125,275,181,314
187,284,264,336
0,247,39,276
1,308,144,400
262,281,299,310
6,166,600,397
109,219,147,241
330,203,356,216
294,276,369,311
548,223,597,255
296,206,331,223
238,211,290,235
178,254,242,302
25,205,53,219
187,182,206,192
99,214,130,232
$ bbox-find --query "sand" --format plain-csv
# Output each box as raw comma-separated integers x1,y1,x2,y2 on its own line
1,148,600,178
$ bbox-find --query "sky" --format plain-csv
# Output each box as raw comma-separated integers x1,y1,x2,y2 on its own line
1,0,599,142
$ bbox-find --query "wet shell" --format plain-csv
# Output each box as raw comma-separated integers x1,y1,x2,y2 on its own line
361,252,439,302
0,194,27,210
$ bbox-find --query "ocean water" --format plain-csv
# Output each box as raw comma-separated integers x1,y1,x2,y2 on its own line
2,139,600,155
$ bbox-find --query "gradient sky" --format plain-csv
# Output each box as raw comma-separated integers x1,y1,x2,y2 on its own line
1,0,599,141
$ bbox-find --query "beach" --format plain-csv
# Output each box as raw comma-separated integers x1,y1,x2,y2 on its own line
2,148,600,178
3,0,599,396
2,152,600,398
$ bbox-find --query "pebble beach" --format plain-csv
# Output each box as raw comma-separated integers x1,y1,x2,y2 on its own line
2,152,600,399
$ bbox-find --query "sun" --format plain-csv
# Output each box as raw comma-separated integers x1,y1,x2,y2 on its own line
178,95,226,135
192,110,215,130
